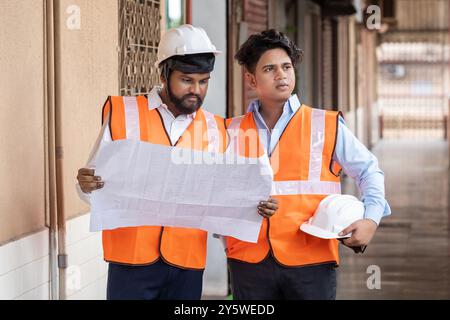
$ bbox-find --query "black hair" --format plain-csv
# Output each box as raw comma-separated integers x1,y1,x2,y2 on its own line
160,52,215,81
235,29,303,74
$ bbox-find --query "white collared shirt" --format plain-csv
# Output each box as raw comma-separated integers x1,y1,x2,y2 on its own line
148,86,196,145
247,94,301,156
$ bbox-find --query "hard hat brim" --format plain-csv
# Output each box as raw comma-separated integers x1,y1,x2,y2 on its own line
155,49,222,68
300,222,351,239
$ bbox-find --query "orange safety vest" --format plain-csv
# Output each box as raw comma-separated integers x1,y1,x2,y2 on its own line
100,95,227,269
225,105,343,267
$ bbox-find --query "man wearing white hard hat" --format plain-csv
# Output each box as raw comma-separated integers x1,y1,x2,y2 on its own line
76,24,278,300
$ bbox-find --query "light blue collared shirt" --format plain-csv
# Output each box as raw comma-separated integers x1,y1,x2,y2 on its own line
248,94,391,225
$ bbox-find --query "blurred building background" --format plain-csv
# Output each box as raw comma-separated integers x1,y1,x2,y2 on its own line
0,0,449,300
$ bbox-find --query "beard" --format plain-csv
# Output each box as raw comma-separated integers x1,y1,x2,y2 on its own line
167,86,203,115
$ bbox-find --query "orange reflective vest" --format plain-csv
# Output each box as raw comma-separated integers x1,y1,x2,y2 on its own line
100,95,227,269
225,105,343,267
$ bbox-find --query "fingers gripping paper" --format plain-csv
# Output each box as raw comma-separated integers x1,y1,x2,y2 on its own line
90,139,273,243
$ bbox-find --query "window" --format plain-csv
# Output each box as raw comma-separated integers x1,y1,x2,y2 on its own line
166,0,185,29
119,0,161,95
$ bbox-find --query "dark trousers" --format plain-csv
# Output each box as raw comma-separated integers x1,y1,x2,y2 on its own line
106,259,203,300
228,254,337,300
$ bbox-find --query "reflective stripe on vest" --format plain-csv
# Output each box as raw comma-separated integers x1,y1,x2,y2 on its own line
203,110,220,153
272,108,341,195
123,96,140,140
309,108,326,181
226,115,244,154
271,180,341,196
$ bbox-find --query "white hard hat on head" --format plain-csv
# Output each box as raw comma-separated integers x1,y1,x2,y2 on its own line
155,24,221,67
300,194,365,239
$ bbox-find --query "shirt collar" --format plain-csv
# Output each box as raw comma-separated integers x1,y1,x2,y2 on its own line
247,94,301,114
147,86,164,110
147,86,196,119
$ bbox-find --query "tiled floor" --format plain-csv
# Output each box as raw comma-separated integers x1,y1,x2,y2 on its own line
337,139,450,299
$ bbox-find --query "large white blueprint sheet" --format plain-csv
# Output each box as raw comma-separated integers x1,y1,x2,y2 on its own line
90,139,273,243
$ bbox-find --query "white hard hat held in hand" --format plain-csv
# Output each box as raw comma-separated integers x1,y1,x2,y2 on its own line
155,24,222,67
300,194,365,239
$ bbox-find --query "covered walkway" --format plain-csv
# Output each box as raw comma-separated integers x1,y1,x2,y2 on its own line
338,139,450,299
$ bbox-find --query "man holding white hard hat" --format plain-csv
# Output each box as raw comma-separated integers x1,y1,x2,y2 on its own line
224,29,391,300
